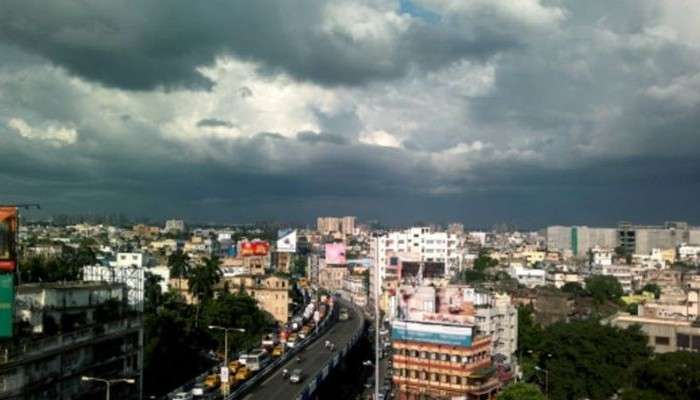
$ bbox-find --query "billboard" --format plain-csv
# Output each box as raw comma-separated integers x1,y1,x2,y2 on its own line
325,243,346,265
277,229,297,253
391,320,472,347
240,240,270,257
0,207,17,272
0,274,14,338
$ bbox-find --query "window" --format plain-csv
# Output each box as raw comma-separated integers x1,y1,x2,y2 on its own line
655,336,670,346
677,333,690,348
692,335,700,351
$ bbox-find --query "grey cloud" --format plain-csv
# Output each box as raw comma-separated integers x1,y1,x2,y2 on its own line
196,118,235,129
0,0,530,90
296,131,348,145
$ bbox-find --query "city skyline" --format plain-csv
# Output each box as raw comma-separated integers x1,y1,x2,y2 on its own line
2,1,700,227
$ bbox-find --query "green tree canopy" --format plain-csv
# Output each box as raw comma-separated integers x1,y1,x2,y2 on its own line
640,283,661,299
498,383,545,400
560,282,585,297
532,320,650,400
585,275,623,304
622,351,700,400
167,248,190,279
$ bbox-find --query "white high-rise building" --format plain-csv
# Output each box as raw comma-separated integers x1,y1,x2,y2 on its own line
371,227,463,286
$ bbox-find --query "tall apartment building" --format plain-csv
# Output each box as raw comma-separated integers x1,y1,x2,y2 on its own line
163,219,185,234
316,216,355,235
1,282,142,400
546,226,617,256
391,284,502,399
618,222,690,255
372,227,463,285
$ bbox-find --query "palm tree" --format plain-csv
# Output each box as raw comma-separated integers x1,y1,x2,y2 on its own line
167,249,190,291
188,256,222,325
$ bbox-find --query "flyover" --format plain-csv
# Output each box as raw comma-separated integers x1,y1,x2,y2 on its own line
241,299,364,400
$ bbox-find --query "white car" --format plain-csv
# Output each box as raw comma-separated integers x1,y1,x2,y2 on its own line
289,369,303,383
172,392,193,400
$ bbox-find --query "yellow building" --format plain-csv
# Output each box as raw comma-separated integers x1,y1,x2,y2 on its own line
223,275,289,323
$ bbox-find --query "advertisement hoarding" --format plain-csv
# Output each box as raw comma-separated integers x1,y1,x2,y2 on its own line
391,320,472,347
0,274,14,338
0,207,17,272
239,240,270,257
276,229,297,253
325,243,346,265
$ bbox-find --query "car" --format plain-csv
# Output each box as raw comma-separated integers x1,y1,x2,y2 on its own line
191,383,206,397
172,392,193,400
289,369,304,383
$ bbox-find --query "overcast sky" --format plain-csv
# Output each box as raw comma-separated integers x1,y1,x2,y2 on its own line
2,0,700,228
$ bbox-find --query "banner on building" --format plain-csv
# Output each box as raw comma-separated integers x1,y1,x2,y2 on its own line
240,240,270,257
325,243,347,265
277,229,297,253
0,274,14,338
0,207,17,272
391,320,472,347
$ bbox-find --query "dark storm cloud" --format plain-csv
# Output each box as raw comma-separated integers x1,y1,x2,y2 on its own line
0,0,526,90
196,118,235,129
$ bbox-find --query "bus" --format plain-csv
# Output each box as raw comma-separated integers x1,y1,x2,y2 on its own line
239,350,271,372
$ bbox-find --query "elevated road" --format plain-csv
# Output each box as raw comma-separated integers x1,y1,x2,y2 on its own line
242,299,363,400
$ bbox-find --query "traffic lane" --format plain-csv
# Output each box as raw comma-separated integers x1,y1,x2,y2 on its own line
245,303,362,399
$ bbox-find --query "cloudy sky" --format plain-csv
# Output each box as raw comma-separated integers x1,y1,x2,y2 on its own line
1,0,700,228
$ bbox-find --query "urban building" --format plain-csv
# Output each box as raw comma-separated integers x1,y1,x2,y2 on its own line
316,216,356,235
318,266,349,292
391,284,504,399
2,282,142,399
222,275,290,323
617,222,690,255
163,219,186,234
507,265,546,288
609,314,700,353
546,226,616,257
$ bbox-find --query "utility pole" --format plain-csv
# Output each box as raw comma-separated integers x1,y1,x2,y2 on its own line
374,233,380,400
208,325,245,395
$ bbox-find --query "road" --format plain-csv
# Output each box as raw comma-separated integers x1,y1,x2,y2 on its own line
243,299,363,400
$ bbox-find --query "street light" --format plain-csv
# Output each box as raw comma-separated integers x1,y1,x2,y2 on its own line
81,376,135,400
208,325,246,395
534,366,549,398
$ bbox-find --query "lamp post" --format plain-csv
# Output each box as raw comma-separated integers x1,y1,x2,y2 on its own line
374,233,380,400
534,366,549,398
208,325,245,395
81,376,135,400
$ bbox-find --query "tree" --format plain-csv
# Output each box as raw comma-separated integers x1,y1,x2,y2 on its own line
532,320,651,400
640,283,661,299
623,351,700,400
144,271,164,313
167,249,190,290
474,249,498,272
585,275,623,305
561,282,585,297
498,383,545,400
188,256,222,325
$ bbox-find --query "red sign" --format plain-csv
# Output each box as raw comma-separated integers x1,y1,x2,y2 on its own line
239,240,269,257
0,207,17,272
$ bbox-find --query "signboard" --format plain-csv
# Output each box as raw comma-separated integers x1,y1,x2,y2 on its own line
313,311,320,323
220,366,229,383
0,207,17,272
391,320,472,347
277,229,297,253
239,240,270,257
325,243,346,265
0,274,14,338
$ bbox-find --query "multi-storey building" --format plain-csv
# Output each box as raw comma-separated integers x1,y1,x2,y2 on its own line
316,216,355,235
609,314,700,353
163,219,185,234
589,264,635,294
391,284,504,399
1,282,142,400
546,226,617,257
222,275,290,323
372,227,463,286
618,222,690,255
